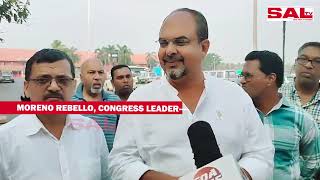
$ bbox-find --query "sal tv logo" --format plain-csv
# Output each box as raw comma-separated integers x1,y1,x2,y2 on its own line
267,7,314,21
193,167,222,180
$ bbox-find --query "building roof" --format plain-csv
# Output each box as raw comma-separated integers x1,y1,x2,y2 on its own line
0,48,157,67
0,48,37,62
130,53,159,65
0,64,25,71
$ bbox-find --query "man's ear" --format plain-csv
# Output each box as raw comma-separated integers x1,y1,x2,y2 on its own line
111,79,115,87
201,39,210,54
72,78,77,89
268,73,277,86
24,81,30,98
80,74,83,82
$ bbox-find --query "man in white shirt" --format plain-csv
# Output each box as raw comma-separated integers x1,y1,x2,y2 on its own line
0,49,110,180
108,8,274,180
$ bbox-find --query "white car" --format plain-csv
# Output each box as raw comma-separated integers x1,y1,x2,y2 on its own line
0,71,14,83
137,72,157,84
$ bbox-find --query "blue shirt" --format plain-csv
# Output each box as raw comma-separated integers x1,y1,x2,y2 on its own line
72,83,120,151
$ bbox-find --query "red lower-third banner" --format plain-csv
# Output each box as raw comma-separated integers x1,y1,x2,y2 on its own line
0,101,183,114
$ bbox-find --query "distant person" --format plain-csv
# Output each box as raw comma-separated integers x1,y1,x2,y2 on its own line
111,64,134,100
108,8,274,180
241,50,320,179
0,49,110,180
72,59,120,150
281,42,320,127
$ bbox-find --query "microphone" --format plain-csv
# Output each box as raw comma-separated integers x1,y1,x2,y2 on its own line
187,121,222,168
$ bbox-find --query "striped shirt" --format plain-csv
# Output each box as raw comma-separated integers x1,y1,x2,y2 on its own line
257,97,320,179
280,82,320,128
72,83,120,151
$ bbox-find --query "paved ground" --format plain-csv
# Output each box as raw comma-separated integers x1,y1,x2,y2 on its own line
0,78,24,122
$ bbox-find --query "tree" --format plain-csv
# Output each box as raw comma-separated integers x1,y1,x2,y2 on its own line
67,46,80,64
95,45,116,65
51,40,66,50
117,44,133,65
95,44,133,65
202,53,223,70
0,0,30,42
50,40,80,63
145,52,158,69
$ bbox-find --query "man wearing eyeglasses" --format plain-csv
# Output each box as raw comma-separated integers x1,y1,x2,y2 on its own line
280,42,320,128
240,50,320,179
72,59,120,151
0,49,110,180
108,8,274,180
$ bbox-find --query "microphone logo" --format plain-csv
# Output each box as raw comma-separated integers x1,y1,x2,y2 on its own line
193,166,222,180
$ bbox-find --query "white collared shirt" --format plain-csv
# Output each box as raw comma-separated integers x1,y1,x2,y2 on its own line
0,114,110,180
108,76,274,180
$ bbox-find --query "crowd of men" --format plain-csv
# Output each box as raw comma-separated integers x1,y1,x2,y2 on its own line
0,7,320,180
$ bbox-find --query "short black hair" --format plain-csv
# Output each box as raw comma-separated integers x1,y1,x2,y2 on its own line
111,64,131,80
170,8,208,42
25,49,75,81
245,50,284,88
298,42,320,54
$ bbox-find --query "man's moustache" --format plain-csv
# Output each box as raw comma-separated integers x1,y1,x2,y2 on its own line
163,56,184,63
43,93,64,100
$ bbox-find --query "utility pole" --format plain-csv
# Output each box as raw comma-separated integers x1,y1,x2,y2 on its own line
282,21,286,69
253,0,258,50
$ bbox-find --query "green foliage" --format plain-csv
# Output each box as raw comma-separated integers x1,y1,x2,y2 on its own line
0,0,30,42
0,0,30,23
51,40,80,63
95,44,133,65
95,45,116,65
116,44,133,65
145,52,158,69
202,53,223,70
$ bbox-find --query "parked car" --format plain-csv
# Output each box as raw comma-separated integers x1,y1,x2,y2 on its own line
0,71,14,83
203,70,240,84
137,71,157,84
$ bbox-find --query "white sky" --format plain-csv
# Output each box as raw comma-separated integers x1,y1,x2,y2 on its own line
0,0,319,64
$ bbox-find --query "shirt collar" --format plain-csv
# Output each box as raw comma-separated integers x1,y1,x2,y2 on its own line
258,95,291,116
24,114,44,136
266,97,283,115
314,87,320,101
292,79,320,100
24,114,80,136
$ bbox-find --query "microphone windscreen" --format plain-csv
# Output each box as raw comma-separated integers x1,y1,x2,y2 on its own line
187,121,222,168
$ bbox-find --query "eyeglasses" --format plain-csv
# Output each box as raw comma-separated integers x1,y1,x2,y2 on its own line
156,37,199,48
28,76,74,87
239,72,254,81
296,57,320,68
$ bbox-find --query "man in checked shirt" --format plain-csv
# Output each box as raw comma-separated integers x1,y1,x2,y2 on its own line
241,50,320,179
281,42,320,129
281,42,320,179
